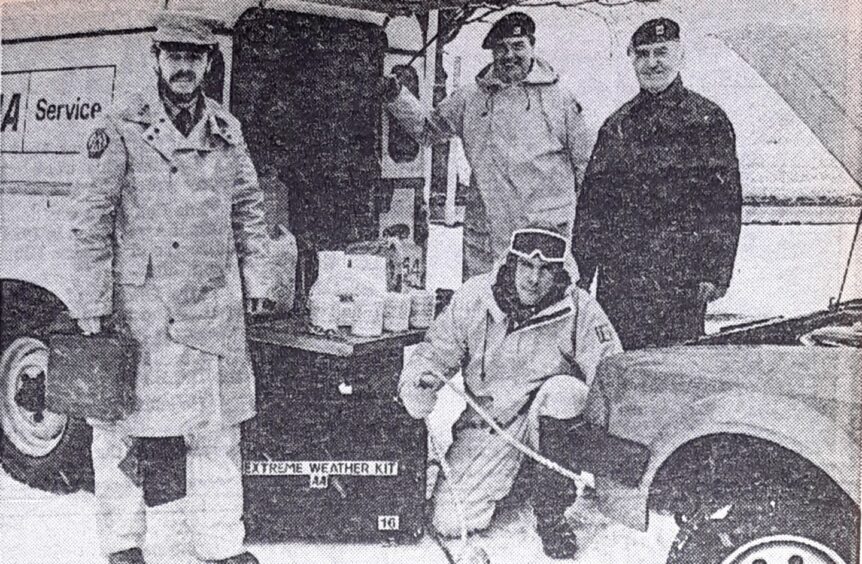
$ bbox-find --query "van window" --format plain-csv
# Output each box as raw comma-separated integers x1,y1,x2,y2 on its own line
203,47,225,103
387,63,420,163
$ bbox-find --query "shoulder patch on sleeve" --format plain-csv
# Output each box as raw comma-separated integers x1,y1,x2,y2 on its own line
86,128,110,159
595,324,614,344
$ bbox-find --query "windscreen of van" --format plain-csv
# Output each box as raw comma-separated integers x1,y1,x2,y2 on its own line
231,8,386,251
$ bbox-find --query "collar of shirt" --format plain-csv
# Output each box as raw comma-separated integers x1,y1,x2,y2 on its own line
161,92,204,126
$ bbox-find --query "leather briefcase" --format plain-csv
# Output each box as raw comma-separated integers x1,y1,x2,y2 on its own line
46,330,138,422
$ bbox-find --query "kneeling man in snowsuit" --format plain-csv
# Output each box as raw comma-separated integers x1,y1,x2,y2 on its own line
399,225,622,558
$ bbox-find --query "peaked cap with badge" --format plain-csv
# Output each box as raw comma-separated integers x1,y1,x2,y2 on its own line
482,11,536,49
629,17,681,49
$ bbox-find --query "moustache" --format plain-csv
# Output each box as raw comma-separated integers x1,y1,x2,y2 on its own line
170,72,196,82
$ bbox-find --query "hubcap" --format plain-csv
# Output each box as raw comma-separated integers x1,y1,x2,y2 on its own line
722,534,847,564
1,337,67,457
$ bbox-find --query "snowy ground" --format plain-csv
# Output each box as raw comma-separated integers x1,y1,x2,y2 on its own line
0,464,679,564
0,378,680,564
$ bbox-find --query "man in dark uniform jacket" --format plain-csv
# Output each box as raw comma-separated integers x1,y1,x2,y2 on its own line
573,17,743,349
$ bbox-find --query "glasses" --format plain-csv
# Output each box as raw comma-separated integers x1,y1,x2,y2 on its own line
509,229,568,263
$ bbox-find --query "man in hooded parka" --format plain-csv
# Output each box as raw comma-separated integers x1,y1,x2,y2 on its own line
399,225,622,558
384,12,592,278
69,11,271,564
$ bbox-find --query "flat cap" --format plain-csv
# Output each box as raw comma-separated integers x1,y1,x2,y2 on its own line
630,17,680,48
152,11,218,46
482,12,536,49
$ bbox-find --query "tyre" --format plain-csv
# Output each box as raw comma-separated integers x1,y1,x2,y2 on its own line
1,282,93,493
667,494,859,564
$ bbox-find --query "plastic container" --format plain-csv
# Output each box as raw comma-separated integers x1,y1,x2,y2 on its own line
309,293,339,331
409,290,435,329
349,254,388,295
383,292,412,333
352,294,385,337
318,250,347,276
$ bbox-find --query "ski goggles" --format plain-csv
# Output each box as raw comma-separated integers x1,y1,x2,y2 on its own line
508,228,569,263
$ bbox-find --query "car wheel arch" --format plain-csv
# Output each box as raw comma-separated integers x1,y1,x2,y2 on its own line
606,390,859,531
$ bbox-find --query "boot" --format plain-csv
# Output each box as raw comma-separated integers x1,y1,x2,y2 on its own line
532,416,580,559
535,516,578,559
205,552,259,564
108,548,146,564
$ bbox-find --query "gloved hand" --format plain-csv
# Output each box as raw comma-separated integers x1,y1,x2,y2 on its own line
400,371,444,419
383,74,402,103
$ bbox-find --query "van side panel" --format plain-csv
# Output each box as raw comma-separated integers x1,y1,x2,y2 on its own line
0,32,233,308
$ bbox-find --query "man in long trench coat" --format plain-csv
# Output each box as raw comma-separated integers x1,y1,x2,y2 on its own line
69,12,271,564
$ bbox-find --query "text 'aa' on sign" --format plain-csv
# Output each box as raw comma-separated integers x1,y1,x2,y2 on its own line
1,65,115,154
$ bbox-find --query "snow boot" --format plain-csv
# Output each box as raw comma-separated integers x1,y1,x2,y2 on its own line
532,416,580,559
108,547,146,564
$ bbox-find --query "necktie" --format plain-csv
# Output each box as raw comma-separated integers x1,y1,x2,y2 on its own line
175,109,193,137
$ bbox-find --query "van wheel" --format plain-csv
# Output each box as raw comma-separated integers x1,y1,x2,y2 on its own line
1,284,93,494
666,495,858,564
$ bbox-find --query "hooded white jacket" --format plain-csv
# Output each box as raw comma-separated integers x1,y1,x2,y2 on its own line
387,58,591,262
399,258,621,424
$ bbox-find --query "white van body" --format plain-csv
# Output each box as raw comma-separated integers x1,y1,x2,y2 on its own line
1,0,439,312
0,0,447,491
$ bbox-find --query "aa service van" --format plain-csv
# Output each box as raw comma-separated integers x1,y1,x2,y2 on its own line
0,0,461,492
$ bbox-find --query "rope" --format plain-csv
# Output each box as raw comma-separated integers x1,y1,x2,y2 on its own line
435,375,591,493
423,376,592,563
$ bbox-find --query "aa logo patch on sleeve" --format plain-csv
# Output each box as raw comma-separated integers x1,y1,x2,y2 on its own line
86,128,110,159
595,324,614,344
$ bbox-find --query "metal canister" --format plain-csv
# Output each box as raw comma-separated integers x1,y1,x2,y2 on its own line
383,292,411,332
309,293,339,331
352,294,384,337
409,290,435,329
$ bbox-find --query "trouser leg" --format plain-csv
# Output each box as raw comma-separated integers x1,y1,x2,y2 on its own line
462,230,495,280
662,296,706,344
462,185,495,281
600,289,707,349
91,425,147,556
431,418,529,537
185,424,245,561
